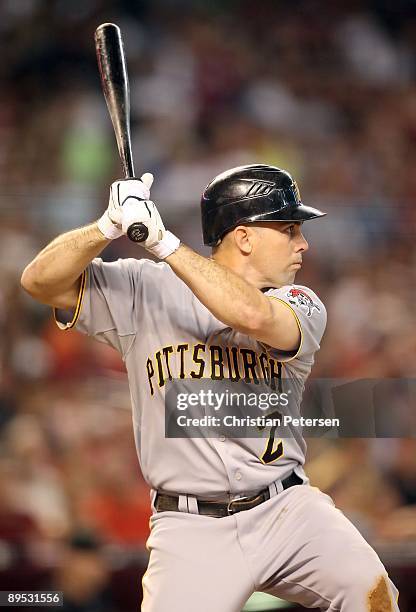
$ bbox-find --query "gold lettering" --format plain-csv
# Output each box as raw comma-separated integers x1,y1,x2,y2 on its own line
155,351,165,387
240,348,259,384
177,344,189,379
162,346,174,381
146,358,155,395
225,346,241,382
210,345,224,380
190,344,206,379
269,358,282,391
259,352,270,383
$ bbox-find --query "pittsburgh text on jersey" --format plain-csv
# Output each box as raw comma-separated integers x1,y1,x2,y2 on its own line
146,343,283,395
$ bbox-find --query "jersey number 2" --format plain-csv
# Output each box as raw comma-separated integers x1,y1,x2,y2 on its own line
260,411,283,464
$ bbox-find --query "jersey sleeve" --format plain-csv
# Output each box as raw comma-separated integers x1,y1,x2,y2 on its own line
54,257,144,356
264,285,327,362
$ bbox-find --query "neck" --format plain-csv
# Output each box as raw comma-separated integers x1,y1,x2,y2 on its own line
212,249,269,289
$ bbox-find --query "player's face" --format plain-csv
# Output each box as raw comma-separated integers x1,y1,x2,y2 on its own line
251,221,309,287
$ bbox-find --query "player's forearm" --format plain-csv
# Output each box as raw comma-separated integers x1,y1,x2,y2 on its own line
21,222,110,301
166,244,272,334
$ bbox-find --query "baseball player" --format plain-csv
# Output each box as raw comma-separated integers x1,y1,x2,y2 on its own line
22,165,399,611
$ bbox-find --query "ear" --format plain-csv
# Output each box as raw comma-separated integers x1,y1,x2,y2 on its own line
233,225,254,255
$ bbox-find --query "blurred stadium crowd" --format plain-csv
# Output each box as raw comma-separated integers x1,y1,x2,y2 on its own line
0,0,415,610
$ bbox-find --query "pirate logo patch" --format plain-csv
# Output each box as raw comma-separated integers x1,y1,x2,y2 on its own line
287,288,320,317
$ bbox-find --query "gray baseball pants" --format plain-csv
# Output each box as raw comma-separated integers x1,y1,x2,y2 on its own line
142,485,399,611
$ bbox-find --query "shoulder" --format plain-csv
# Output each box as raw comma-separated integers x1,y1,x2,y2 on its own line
265,284,326,322
263,285,327,363
89,257,173,281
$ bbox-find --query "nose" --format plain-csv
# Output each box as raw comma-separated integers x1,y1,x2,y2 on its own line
296,231,309,253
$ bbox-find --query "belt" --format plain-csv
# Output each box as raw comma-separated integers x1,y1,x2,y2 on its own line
155,472,303,518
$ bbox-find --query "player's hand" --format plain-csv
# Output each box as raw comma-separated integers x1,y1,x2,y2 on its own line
97,173,154,240
121,198,166,248
121,197,180,259
108,174,154,227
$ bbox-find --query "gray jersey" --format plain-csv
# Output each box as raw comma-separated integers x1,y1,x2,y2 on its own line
55,258,326,497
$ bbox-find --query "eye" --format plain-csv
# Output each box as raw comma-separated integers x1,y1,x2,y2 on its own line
285,225,296,235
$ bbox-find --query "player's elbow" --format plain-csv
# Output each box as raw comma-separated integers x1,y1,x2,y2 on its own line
21,262,46,301
21,263,37,295
21,264,81,311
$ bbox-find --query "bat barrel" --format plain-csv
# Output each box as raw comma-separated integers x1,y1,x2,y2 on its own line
95,23,135,178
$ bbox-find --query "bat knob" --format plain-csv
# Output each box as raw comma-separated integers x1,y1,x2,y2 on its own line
127,222,149,243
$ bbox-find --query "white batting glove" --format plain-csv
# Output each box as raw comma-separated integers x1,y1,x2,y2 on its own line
97,173,154,240
121,199,180,259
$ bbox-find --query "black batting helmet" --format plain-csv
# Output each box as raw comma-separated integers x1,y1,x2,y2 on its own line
201,164,325,246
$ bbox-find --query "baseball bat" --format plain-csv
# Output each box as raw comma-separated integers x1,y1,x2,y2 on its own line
94,22,149,243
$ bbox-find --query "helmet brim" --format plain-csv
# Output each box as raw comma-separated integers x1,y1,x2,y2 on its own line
246,203,326,223
205,203,326,246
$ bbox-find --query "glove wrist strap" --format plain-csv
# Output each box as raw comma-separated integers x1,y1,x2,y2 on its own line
148,231,181,259
97,212,123,240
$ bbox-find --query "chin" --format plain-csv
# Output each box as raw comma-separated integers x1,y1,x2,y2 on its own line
268,274,293,288
267,268,296,287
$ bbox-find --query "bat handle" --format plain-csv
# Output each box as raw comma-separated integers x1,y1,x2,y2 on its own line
124,167,150,243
